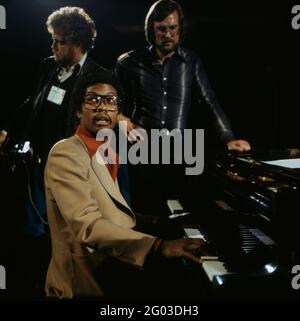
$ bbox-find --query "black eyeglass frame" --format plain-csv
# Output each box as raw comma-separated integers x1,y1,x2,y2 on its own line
83,93,121,112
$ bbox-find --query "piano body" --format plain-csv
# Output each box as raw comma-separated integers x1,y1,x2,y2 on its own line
181,150,300,299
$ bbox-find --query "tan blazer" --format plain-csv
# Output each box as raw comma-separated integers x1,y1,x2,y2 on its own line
44,135,155,299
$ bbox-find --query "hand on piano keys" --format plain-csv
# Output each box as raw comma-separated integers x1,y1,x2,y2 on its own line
183,227,219,261
159,238,208,264
183,227,232,283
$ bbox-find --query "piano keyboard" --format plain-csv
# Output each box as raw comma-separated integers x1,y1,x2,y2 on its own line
183,225,277,283
202,261,233,282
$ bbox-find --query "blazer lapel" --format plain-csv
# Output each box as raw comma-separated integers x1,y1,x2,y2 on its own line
74,135,133,216
90,154,133,215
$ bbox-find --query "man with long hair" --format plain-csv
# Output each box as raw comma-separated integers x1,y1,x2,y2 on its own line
115,0,250,213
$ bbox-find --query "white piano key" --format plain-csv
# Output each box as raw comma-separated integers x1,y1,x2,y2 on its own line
202,260,233,282
249,228,276,246
184,228,206,240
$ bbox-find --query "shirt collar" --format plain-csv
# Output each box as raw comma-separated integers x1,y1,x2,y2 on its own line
59,52,87,74
57,52,87,82
68,52,87,74
148,45,187,63
176,46,187,62
77,52,87,70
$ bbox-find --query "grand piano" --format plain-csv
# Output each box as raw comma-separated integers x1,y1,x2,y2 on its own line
178,149,300,299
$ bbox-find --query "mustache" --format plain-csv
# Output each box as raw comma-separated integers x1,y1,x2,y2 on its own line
162,38,174,44
93,114,112,123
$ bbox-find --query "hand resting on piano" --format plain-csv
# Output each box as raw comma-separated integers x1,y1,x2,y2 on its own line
183,227,218,261
159,238,208,264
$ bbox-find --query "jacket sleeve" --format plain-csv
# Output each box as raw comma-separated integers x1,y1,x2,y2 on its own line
193,55,235,143
45,142,156,268
114,55,135,118
1,57,55,145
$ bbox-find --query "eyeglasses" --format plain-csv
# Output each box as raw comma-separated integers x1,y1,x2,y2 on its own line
83,93,120,112
52,38,67,47
155,24,179,35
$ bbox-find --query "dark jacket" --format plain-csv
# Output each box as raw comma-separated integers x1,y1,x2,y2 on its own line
6,56,106,160
115,46,234,143
31,56,106,143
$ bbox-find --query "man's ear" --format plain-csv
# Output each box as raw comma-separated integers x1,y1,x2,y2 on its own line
76,110,83,120
75,43,85,55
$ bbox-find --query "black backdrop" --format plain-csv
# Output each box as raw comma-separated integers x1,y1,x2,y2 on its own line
0,0,297,149
0,0,299,303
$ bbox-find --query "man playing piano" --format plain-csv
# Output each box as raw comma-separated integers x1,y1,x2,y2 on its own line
44,71,207,299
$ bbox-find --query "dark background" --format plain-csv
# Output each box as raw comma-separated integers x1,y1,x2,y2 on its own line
0,0,297,149
0,0,298,301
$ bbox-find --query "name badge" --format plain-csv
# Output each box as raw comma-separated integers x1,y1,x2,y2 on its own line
47,85,66,105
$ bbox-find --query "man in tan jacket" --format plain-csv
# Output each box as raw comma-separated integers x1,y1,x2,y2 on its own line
44,72,205,299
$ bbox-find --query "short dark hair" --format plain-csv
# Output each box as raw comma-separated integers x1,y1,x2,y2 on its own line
71,72,123,114
46,6,97,52
145,0,185,46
